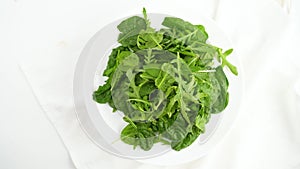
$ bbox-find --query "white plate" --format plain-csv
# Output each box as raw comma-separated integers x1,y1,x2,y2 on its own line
73,13,243,166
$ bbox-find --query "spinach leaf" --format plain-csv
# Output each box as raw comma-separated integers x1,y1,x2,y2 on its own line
121,121,156,151
117,16,146,47
161,17,208,45
210,66,229,113
93,81,111,103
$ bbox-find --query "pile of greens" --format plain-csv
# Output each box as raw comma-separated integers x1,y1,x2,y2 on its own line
93,8,238,151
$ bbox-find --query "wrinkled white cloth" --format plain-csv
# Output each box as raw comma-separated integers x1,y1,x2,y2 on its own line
18,0,300,168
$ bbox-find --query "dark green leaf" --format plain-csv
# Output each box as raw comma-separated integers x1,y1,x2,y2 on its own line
117,16,147,46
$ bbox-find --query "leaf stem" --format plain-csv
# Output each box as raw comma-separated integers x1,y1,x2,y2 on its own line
123,116,137,129
128,98,151,105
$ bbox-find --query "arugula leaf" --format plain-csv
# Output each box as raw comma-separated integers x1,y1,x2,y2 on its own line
137,9,163,49
217,48,238,75
137,31,163,49
103,46,130,77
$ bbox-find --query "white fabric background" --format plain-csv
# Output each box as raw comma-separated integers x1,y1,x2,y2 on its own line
11,0,300,168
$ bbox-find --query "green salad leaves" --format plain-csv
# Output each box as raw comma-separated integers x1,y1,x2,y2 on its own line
93,8,238,151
